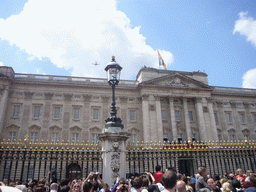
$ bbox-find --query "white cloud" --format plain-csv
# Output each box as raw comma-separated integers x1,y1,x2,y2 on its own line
233,12,256,48
242,68,256,89
233,12,256,89
0,0,174,79
0,61,3,66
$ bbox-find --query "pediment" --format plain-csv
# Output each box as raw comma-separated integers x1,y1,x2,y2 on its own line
141,73,210,89
127,127,140,134
49,125,62,131
6,124,20,130
28,124,41,130
70,126,82,132
89,126,102,133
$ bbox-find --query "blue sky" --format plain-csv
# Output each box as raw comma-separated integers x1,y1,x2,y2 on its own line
0,0,256,88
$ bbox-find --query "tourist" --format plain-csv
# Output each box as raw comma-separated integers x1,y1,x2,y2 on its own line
195,167,212,192
153,165,163,184
229,179,243,192
161,170,177,192
50,183,58,192
131,177,143,192
235,169,245,183
207,178,219,192
176,180,186,192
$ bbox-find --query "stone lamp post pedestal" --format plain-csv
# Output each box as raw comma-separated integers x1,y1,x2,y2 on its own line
98,132,131,186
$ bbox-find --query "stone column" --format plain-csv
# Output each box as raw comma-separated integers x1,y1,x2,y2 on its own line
195,97,207,141
141,94,150,142
207,98,218,141
183,97,192,138
169,96,177,141
155,95,163,142
98,132,130,186
0,85,10,133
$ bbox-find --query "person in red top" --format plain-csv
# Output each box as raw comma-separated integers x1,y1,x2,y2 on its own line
235,168,246,183
153,165,163,183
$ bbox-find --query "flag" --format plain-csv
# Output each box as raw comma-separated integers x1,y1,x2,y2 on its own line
157,49,167,70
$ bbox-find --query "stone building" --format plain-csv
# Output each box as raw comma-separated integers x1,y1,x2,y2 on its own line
1,65,256,144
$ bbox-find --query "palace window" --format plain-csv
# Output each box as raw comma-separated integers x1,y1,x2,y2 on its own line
161,110,167,121
73,108,80,120
13,105,20,117
51,132,59,144
175,110,181,121
34,106,41,118
177,133,182,144
218,134,222,141
239,113,246,124
9,131,16,142
130,134,137,144
93,109,99,120
253,113,256,124
30,132,38,143
72,133,79,144
214,113,219,124
226,112,232,124
92,133,98,144
163,133,168,142
192,133,196,142
188,111,193,122
130,110,136,121
230,134,236,142
53,107,60,119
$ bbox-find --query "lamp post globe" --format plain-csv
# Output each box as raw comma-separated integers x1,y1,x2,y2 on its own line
104,56,124,133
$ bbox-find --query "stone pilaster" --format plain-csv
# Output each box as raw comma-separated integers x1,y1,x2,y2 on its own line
141,94,150,142
207,98,218,141
169,96,177,141
154,95,163,142
0,85,10,133
183,97,192,138
195,97,207,141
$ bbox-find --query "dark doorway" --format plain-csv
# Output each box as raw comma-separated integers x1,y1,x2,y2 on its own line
66,163,82,181
178,159,193,176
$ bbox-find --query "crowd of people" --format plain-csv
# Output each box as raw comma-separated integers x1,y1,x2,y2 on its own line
0,166,256,192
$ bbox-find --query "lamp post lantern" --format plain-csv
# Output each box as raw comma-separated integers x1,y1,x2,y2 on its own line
104,56,124,132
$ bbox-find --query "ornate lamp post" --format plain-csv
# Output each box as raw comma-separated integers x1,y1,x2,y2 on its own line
104,56,124,132
99,56,130,185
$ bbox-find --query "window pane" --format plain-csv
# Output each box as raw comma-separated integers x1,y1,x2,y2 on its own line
130,134,137,143
93,109,99,120
13,105,20,117
74,108,80,119
92,133,98,144
175,110,180,121
161,110,167,121
188,111,193,122
226,113,232,123
214,113,218,124
54,107,60,119
240,113,245,124
34,106,40,118
72,133,79,144
51,132,59,144
9,132,16,142
130,110,136,121
31,132,38,143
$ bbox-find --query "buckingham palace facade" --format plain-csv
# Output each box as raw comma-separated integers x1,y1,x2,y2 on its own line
1,65,256,144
